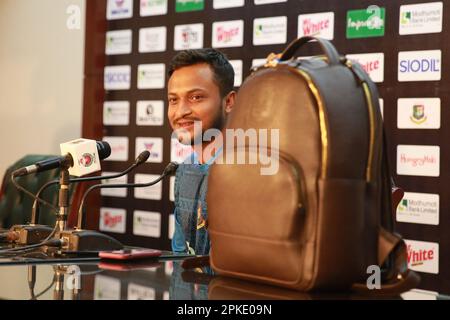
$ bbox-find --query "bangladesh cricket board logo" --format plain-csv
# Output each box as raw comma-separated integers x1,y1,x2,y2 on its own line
78,153,96,167
410,104,427,124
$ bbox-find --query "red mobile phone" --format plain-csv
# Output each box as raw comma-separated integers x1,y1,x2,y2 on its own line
99,249,162,260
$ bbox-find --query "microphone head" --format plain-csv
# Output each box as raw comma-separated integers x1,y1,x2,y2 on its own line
96,141,111,160
135,150,150,165
163,162,179,176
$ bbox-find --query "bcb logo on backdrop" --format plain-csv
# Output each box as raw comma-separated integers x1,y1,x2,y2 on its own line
397,98,440,129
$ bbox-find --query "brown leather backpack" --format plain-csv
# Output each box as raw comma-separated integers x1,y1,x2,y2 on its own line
205,37,420,293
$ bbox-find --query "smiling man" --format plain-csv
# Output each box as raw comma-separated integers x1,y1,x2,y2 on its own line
167,49,236,256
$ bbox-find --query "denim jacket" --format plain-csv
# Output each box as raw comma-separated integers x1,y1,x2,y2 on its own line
171,148,222,256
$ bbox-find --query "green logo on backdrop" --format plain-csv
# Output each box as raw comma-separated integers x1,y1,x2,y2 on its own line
346,7,385,38
176,0,204,12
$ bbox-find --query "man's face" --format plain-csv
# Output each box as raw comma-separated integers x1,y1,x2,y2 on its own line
167,63,227,145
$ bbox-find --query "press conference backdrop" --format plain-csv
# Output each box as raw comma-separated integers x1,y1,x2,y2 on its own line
82,0,449,295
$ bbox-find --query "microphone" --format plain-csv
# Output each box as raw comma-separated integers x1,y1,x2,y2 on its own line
12,140,111,178
57,162,179,253
7,151,150,246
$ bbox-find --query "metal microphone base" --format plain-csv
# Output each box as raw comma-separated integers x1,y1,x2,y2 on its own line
9,224,53,245
58,229,123,252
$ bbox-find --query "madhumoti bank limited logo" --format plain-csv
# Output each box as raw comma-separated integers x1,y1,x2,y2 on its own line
399,2,443,35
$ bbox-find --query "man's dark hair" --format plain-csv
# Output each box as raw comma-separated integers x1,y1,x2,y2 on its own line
168,48,235,98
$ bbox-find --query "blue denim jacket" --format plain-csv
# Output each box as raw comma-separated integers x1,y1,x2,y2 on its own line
171,148,222,256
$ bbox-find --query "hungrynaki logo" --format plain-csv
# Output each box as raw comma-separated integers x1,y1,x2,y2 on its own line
298,12,335,40
139,26,167,53
107,0,133,20
396,192,439,225
405,239,439,274
101,172,128,198
103,101,130,126
229,60,243,87
136,101,164,126
105,29,132,55
396,145,440,177
133,211,161,238
104,65,131,90
346,53,384,83
140,0,168,17
99,208,126,233
134,174,162,200
103,136,129,161
170,138,193,163
398,50,441,82
135,137,163,163
397,98,440,129
399,2,443,35
212,20,244,48
174,23,204,50
253,16,287,46
213,0,244,9
346,6,385,38
137,64,165,89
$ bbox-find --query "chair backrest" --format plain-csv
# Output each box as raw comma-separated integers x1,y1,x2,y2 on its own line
0,155,72,228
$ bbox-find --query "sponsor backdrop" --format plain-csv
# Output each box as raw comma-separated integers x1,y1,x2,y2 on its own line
82,0,449,294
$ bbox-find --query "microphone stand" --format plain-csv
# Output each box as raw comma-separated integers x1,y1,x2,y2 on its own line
57,162,178,253
7,151,150,246
57,165,71,233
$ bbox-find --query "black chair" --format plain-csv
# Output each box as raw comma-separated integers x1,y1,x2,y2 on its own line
0,155,63,228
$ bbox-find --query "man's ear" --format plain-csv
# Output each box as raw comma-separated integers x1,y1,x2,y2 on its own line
224,91,236,114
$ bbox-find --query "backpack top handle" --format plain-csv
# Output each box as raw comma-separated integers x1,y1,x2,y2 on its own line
279,36,341,66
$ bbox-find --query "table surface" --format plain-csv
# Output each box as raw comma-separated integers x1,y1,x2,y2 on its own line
0,255,449,300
